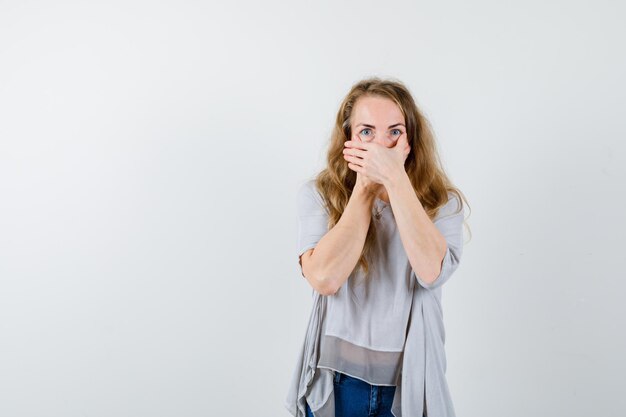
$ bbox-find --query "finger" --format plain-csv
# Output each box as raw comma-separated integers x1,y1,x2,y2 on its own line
344,154,364,167
346,137,369,151
395,134,409,149
396,137,410,158
343,147,366,159
348,133,362,146
348,140,369,150
347,162,365,174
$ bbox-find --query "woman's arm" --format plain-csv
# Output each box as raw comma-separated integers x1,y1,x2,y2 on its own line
300,183,376,295
384,172,449,287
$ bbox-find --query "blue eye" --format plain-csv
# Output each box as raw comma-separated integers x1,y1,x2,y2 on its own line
391,129,402,136
360,128,372,136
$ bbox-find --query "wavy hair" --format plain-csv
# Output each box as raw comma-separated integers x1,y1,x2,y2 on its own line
312,76,472,276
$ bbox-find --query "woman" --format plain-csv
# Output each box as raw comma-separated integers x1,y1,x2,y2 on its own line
285,77,471,417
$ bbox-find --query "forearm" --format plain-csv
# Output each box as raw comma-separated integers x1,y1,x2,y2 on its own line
309,184,375,294
384,172,447,284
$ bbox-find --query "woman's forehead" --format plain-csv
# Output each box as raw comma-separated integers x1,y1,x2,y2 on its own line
353,96,404,125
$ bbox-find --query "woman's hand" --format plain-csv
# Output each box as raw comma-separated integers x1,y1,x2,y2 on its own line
343,132,411,188
354,165,384,199
346,134,384,197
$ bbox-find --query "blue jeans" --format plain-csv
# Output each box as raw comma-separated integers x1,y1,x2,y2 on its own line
306,371,398,417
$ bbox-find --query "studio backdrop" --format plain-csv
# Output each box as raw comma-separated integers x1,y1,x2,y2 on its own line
0,1,624,416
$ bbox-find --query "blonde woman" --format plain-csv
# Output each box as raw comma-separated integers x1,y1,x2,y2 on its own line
285,77,470,417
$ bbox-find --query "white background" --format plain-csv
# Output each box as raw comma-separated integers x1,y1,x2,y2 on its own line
1,1,624,416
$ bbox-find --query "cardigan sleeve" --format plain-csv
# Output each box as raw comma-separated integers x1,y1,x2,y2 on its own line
296,180,330,277
412,193,465,290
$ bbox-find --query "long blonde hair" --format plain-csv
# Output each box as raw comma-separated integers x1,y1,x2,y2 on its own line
312,76,472,276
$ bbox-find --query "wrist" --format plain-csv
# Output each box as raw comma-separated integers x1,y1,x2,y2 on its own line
383,168,408,190
353,183,378,203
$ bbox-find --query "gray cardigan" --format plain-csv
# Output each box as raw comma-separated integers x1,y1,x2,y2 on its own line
285,179,465,417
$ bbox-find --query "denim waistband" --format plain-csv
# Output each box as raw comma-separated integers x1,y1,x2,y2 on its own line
333,371,397,388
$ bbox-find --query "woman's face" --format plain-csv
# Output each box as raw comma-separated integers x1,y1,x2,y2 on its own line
351,95,406,148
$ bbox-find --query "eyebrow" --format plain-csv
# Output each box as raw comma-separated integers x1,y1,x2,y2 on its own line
356,123,406,129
